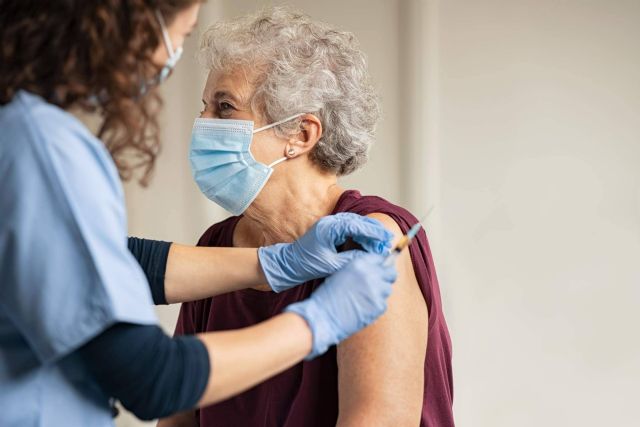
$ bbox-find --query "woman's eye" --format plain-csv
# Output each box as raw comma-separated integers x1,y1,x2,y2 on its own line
219,102,234,112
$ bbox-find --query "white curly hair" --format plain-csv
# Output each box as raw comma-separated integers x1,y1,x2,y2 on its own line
198,6,381,176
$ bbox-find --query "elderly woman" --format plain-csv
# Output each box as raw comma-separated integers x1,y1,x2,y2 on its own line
160,8,453,427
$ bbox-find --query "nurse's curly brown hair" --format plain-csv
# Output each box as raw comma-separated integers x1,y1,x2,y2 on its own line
0,0,200,185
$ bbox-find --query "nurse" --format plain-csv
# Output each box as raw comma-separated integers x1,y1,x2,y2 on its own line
0,1,397,426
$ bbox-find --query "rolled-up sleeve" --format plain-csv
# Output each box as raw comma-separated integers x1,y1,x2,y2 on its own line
0,92,156,364
127,237,172,305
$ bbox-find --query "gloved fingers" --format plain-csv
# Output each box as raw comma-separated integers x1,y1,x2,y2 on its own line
354,253,398,283
380,264,398,283
331,214,393,252
368,294,390,319
379,301,389,314
349,252,385,268
330,249,367,269
352,234,392,254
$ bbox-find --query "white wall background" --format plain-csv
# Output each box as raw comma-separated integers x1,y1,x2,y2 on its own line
119,1,640,426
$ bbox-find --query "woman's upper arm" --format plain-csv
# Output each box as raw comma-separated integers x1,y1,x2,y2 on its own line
336,213,428,426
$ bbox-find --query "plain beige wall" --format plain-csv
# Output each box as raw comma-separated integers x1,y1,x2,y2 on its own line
436,1,640,425
118,1,640,426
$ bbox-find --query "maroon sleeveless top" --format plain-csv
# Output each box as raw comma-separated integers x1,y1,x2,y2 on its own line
175,190,454,426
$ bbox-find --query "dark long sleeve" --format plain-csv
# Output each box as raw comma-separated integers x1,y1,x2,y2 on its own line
78,323,210,421
127,237,172,305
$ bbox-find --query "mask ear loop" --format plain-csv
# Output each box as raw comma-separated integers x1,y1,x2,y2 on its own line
268,156,289,168
154,10,176,57
256,113,306,168
253,113,306,134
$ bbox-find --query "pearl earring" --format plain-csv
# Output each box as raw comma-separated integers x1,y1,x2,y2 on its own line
287,148,296,157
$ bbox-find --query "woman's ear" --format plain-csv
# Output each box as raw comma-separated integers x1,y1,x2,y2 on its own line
285,114,322,158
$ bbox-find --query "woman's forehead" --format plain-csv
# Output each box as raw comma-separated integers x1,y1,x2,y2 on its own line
203,68,256,104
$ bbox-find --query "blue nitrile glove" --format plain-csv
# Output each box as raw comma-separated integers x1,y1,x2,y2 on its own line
285,252,398,359
258,212,393,293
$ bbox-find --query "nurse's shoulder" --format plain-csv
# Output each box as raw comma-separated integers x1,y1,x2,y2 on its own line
0,90,156,364
0,90,122,194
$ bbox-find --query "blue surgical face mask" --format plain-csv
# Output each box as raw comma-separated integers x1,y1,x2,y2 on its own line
145,10,183,90
189,113,305,215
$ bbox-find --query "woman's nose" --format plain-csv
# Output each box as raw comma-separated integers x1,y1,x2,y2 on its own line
199,110,215,119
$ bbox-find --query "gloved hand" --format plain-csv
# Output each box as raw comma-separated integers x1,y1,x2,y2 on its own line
285,253,398,359
258,212,393,293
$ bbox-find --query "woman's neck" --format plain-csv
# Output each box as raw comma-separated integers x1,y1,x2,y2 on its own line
235,164,344,248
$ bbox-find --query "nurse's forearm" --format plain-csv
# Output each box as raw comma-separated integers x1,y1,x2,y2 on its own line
78,323,210,421
164,243,266,304
127,237,268,304
196,312,312,406
78,314,312,420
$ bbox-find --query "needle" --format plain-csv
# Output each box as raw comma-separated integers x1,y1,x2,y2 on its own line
383,206,434,266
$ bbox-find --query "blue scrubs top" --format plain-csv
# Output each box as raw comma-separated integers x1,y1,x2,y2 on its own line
0,92,157,426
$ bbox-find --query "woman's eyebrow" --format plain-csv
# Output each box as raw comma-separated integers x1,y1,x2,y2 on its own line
213,90,240,103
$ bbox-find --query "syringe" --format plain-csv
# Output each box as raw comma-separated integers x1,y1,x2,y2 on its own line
383,208,433,267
